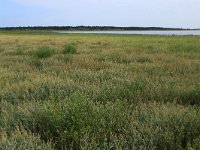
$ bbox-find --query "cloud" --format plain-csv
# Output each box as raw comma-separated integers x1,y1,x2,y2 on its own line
12,0,67,9
9,0,200,28
12,0,200,13
12,0,139,9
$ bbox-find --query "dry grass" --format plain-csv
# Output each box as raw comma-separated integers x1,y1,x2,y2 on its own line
0,32,200,149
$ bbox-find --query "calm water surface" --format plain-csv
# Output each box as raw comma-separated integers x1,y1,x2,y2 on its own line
55,30,200,36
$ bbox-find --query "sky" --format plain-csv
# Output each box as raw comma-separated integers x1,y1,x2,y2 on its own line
0,0,200,28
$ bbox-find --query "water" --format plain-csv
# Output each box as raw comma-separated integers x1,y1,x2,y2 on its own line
55,30,200,36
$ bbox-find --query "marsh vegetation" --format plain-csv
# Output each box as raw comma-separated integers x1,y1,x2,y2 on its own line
0,32,200,149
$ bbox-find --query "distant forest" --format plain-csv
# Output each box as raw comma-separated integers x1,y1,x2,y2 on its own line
0,26,187,31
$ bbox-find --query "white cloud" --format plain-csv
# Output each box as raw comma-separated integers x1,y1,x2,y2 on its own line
10,0,200,28
12,0,67,9
12,0,200,12
12,0,140,9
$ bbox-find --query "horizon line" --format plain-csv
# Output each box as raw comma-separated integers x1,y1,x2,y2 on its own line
1,25,198,30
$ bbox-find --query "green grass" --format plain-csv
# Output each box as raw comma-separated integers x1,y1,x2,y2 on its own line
63,43,77,54
0,31,200,149
33,47,55,58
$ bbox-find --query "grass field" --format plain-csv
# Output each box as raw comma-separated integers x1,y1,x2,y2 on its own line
0,31,200,149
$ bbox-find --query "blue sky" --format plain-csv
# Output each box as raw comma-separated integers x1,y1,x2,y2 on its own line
0,0,200,28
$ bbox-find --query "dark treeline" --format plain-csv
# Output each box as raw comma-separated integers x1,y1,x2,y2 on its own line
0,26,186,31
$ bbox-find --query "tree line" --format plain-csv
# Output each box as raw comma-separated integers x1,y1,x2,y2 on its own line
0,26,185,31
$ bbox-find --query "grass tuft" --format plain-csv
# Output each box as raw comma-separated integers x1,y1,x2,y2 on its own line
63,43,77,54
33,47,55,58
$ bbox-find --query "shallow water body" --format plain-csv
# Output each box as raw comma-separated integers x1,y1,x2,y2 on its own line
55,30,200,36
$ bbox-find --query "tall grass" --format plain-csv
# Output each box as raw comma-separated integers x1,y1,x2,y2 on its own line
0,32,200,149
33,47,55,58
63,43,77,54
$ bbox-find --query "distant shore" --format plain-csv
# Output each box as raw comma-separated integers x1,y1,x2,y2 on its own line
0,26,196,31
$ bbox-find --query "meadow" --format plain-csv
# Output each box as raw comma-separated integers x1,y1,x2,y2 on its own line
0,31,200,149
